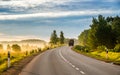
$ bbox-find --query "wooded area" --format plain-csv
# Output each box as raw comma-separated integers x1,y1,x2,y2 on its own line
78,15,120,51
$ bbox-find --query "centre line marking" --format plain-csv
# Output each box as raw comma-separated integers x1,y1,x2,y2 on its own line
76,67,79,70
80,71,85,74
59,49,85,75
72,65,75,68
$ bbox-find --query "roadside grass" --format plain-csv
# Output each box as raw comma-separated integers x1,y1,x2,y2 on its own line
0,48,45,73
73,47,120,65
0,44,62,74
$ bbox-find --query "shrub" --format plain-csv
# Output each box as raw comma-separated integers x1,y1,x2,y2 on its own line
114,44,120,52
84,47,90,52
38,48,41,52
74,45,84,50
74,45,90,52
25,51,28,56
12,44,21,52
97,45,106,51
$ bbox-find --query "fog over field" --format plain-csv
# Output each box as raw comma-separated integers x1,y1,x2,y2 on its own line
0,39,47,51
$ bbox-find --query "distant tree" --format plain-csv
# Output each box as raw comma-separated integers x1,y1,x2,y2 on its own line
12,44,21,52
7,44,11,50
50,30,58,44
59,31,65,44
0,44,3,50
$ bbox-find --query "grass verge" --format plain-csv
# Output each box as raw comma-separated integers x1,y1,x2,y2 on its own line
72,47,120,65
0,51,45,75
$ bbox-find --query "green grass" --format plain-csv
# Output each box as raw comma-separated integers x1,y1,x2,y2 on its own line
73,48,120,65
0,52,27,72
0,49,43,73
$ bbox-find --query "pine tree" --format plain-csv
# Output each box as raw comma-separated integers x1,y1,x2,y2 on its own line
60,31,65,44
50,30,58,44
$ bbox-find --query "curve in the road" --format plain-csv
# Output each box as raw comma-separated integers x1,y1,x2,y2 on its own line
20,46,120,75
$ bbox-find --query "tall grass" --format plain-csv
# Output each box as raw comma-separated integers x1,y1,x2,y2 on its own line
0,48,43,72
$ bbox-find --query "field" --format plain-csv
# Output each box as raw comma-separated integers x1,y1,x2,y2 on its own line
0,49,42,73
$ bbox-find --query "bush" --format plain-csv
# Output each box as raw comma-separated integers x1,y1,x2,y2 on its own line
114,44,120,52
12,44,21,52
25,51,28,56
74,45,84,50
84,47,90,52
38,48,41,52
97,45,107,51
74,45,90,52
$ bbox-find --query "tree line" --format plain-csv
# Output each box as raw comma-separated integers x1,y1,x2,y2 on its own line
78,15,120,51
50,30,65,45
0,44,21,52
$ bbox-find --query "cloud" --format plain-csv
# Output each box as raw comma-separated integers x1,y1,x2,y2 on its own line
0,0,72,7
0,9,119,20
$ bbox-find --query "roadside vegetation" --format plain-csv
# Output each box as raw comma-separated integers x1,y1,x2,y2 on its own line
74,15,120,65
0,44,47,73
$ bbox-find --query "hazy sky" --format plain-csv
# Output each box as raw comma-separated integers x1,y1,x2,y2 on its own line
0,0,120,41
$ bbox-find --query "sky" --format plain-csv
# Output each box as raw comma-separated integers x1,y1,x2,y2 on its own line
0,0,120,42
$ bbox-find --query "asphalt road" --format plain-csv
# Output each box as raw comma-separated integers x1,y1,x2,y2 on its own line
20,46,120,75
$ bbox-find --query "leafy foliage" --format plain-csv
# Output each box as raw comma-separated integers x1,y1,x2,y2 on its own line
12,44,21,52
114,44,120,52
50,30,65,45
78,30,89,46
7,44,11,50
50,30,58,44
78,15,120,49
97,45,106,51
0,44,3,50
59,31,65,44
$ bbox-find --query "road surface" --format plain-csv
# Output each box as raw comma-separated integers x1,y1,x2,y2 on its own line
20,46,120,75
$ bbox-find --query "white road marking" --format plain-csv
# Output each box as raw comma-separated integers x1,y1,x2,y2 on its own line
76,67,79,70
80,71,85,74
69,63,72,65
72,65,75,68
59,49,85,75
59,49,68,62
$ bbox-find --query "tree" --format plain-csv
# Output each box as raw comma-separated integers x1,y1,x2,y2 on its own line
78,15,120,49
50,30,58,44
7,44,11,50
12,44,21,52
112,16,120,43
78,30,89,46
87,17,99,49
59,31,65,44
0,44,3,50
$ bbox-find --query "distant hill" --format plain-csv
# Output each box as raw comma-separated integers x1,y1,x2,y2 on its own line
0,39,46,44
21,39,46,43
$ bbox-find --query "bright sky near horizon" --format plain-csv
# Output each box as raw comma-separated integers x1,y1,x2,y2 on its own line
0,0,120,42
